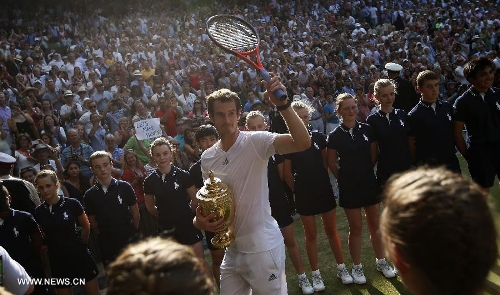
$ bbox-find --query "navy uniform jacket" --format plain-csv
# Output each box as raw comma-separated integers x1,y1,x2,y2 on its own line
35,197,85,251
453,87,500,145
366,108,412,176
407,99,457,165
83,178,137,232
0,209,40,263
143,166,195,229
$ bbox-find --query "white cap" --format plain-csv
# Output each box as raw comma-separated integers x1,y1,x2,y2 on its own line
385,62,403,72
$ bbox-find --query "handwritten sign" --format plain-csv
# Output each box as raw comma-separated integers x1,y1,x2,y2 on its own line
134,118,162,140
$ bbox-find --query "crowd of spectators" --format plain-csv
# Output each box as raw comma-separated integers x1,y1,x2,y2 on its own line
2,0,500,155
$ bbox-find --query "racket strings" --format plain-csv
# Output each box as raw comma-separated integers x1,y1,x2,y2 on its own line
208,20,258,52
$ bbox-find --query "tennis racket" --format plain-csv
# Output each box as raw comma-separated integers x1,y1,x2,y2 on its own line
206,14,287,101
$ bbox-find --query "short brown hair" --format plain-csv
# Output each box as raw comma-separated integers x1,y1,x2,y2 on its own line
206,88,241,115
416,70,439,87
89,151,113,167
106,237,214,295
150,137,171,155
34,169,59,186
381,167,497,295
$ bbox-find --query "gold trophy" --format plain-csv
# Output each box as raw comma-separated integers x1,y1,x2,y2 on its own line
196,171,234,248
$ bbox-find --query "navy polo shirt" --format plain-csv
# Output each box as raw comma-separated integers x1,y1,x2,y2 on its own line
83,178,137,232
285,131,327,179
327,122,376,173
366,108,412,171
144,165,194,229
35,197,85,251
143,166,194,228
407,99,456,164
0,209,40,263
453,87,500,145
189,160,203,189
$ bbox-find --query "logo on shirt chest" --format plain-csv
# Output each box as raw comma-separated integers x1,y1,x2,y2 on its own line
117,195,123,205
496,101,500,111
174,181,180,190
313,142,320,150
446,113,452,121
13,227,19,237
363,134,369,142
63,212,69,220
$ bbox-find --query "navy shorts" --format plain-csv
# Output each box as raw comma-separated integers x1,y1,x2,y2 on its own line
159,217,203,246
467,143,500,188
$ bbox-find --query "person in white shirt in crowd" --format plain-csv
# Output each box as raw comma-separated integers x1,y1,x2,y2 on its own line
176,80,197,114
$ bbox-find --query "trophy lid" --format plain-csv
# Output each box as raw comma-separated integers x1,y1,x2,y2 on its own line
197,171,232,201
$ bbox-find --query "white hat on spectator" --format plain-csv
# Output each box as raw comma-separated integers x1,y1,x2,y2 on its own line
34,80,42,85
64,90,75,97
77,85,87,93
385,63,403,72
133,70,142,76
370,65,377,69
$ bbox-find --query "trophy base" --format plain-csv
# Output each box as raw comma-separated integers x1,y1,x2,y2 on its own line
211,231,232,249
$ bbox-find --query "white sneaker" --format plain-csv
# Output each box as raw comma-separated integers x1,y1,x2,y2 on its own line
351,264,367,284
336,264,354,284
376,258,396,278
311,271,326,292
298,275,314,295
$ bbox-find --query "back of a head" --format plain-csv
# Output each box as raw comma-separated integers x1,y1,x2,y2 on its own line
381,167,498,295
106,237,214,295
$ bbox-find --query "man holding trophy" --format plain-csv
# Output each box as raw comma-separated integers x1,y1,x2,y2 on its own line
194,76,311,295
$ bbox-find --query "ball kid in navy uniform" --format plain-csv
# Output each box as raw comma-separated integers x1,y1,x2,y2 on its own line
246,110,316,295
283,101,354,291
0,183,49,295
144,137,210,278
366,79,412,185
454,57,500,192
327,93,396,285
406,70,460,173
188,124,224,287
83,151,140,267
34,170,100,295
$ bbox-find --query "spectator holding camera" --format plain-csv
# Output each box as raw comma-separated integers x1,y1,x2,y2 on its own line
61,128,94,178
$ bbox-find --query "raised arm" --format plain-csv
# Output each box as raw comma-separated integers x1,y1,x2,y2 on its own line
264,75,310,154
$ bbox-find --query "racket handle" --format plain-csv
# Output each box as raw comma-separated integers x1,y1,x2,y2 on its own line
259,69,288,101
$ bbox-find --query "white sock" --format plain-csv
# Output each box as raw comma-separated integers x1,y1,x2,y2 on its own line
311,269,321,276
337,263,346,269
298,273,306,279
376,258,385,263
